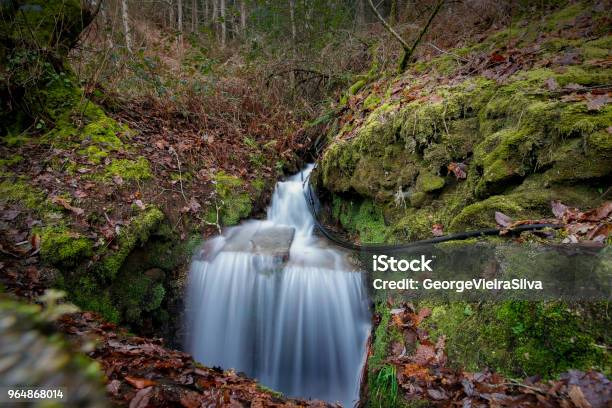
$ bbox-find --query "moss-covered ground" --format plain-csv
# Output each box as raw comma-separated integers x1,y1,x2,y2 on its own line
315,2,612,405
319,2,611,244
0,0,283,340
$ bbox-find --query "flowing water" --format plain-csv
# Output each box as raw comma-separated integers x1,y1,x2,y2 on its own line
185,164,371,406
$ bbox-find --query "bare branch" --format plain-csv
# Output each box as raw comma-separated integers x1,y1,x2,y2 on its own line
366,0,410,50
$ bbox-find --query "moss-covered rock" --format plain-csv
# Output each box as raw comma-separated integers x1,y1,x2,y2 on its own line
320,43,611,243
40,227,93,268
105,157,152,181
98,206,165,279
422,300,609,378
209,171,253,226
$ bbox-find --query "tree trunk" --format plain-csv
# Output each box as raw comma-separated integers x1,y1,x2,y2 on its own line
212,0,218,39
120,0,132,53
240,0,247,34
177,0,183,46
289,0,296,46
192,0,198,32
100,1,114,49
220,0,226,46
390,0,398,25
357,0,365,25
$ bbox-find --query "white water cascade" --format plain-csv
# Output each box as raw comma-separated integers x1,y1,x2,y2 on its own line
185,164,371,406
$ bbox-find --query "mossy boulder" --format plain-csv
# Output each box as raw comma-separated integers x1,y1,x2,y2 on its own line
422,300,609,378
209,171,253,226
98,206,165,279
416,172,445,193
40,227,93,268
320,54,611,243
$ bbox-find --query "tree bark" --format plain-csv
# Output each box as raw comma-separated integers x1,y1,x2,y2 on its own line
357,0,365,25
289,0,296,46
192,0,198,32
220,0,226,46
100,0,114,49
120,0,132,53
240,0,247,34
177,0,183,46
390,0,398,25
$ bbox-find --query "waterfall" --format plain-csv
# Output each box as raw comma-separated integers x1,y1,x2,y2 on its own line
185,164,371,407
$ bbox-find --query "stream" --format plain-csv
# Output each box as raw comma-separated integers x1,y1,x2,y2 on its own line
185,164,371,406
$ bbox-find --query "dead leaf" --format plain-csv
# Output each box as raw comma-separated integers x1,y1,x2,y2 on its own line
50,196,85,216
74,190,88,199
551,200,569,219
432,224,444,237
125,376,157,389
585,93,610,111
581,201,612,222
586,223,612,240
568,385,593,408
448,162,467,180
128,386,153,408
133,199,146,210
113,175,124,186
427,388,448,400
495,211,513,227
30,234,41,254
544,77,559,91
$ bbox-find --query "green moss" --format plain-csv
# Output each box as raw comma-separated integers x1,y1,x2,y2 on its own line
40,227,93,268
332,196,387,243
0,180,47,210
363,94,382,110
213,171,253,226
416,172,445,193
112,273,163,322
423,300,609,378
98,206,164,279
105,157,152,181
0,155,24,168
349,79,366,95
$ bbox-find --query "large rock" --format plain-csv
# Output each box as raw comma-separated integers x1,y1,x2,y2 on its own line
222,225,295,262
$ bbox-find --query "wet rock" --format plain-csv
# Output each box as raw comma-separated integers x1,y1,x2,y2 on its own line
222,226,295,262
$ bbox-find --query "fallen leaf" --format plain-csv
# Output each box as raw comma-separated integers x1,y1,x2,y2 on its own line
551,200,569,219
133,199,146,210
448,162,467,180
427,388,448,400
544,77,559,91
128,386,153,408
580,201,612,221
30,233,41,254
586,223,612,241
113,175,124,186
495,211,513,227
74,189,88,199
125,376,157,389
568,385,593,408
50,196,85,216
585,93,610,111
432,224,444,237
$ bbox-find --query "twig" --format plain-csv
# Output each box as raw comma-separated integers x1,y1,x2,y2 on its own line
400,0,445,71
427,42,469,63
367,0,410,49
169,146,188,203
